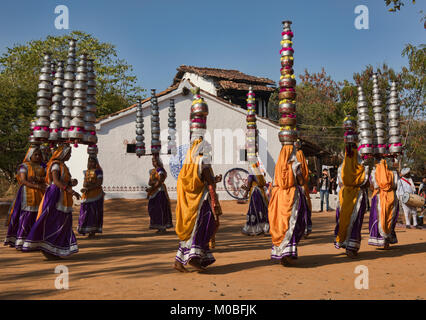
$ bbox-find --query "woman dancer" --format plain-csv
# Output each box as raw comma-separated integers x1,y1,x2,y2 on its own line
174,88,221,273
368,159,399,249
4,146,46,249
334,143,369,258
241,161,269,236
78,156,104,237
147,155,173,234
268,144,308,266
22,144,80,259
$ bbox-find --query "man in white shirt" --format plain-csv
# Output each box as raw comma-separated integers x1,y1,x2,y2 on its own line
397,167,419,229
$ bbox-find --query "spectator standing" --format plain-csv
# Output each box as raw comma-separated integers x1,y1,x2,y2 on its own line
318,169,331,212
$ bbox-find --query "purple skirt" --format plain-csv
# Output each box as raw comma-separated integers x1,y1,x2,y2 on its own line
368,194,399,247
22,185,78,257
242,187,269,235
175,198,216,267
334,190,367,253
271,186,308,260
148,190,173,230
78,195,104,235
4,186,38,250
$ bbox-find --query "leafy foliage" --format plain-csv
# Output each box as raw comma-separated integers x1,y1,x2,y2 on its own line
0,31,145,181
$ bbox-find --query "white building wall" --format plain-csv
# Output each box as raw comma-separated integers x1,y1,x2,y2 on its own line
181,72,217,96
68,82,282,201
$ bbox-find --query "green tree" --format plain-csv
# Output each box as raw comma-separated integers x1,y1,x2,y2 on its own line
384,0,416,12
0,31,145,181
400,44,425,174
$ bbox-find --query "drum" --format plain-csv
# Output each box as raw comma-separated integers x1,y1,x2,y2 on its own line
402,193,425,208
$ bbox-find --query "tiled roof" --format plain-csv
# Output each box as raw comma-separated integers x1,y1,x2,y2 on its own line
173,65,275,86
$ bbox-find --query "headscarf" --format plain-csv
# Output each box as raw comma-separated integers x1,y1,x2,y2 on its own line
88,155,103,172
401,167,410,177
45,145,71,183
22,146,40,163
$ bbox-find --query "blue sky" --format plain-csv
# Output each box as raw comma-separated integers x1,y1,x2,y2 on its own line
0,0,424,93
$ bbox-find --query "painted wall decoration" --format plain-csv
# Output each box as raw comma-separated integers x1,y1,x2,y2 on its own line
169,144,190,180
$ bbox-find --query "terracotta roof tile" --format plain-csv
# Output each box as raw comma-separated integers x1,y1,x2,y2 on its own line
173,65,275,86
218,80,275,92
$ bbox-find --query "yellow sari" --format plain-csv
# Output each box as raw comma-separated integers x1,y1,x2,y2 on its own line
175,138,207,241
335,147,367,246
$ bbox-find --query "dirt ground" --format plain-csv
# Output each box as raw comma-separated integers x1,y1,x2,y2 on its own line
0,199,425,300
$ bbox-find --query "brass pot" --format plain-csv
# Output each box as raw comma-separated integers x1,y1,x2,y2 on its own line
279,91,296,100
279,117,296,126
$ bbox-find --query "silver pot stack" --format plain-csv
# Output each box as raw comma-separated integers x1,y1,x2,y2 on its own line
135,98,146,157
371,73,387,155
246,87,257,163
357,86,373,156
343,116,357,145
29,119,37,144
49,61,64,143
387,81,402,155
69,54,88,144
84,58,98,151
167,99,177,155
150,89,161,154
278,20,298,145
33,53,53,143
61,39,77,141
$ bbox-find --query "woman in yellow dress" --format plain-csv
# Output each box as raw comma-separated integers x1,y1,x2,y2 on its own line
174,88,221,273
78,156,104,237
4,146,46,249
22,145,81,259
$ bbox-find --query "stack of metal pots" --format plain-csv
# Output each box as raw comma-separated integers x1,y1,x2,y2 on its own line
32,53,53,144
49,61,64,143
190,87,208,140
69,54,88,144
150,89,161,154
167,99,177,155
343,115,357,145
372,73,387,155
278,20,298,145
84,58,98,156
135,98,146,157
387,81,402,155
246,87,257,163
61,39,77,141
357,86,373,156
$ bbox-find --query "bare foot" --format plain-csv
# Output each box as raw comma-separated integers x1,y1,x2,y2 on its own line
384,242,390,250
209,238,216,249
189,258,206,272
173,261,189,273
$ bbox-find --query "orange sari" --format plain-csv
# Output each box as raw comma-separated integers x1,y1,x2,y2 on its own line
268,145,299,248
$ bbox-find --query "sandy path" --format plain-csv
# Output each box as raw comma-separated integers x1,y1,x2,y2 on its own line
0,199,425,300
